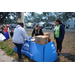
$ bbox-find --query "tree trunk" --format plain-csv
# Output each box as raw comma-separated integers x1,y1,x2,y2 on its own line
17,12,21,23
17,12,25,28
21,12,25,28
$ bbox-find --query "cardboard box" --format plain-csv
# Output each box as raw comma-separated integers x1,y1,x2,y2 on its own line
35,35,48,45
44,33,50,38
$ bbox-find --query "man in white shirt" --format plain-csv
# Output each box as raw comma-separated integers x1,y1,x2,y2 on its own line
12,23,29,60
7,24,11,39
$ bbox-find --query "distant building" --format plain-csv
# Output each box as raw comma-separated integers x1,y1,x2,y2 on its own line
65,18,75,28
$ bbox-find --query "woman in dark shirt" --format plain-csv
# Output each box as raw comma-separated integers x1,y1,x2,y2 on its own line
32,24,43,38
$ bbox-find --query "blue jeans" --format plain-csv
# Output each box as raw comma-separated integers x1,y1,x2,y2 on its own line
14,43,22,59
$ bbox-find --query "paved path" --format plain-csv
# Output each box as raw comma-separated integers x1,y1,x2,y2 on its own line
0,49,18,62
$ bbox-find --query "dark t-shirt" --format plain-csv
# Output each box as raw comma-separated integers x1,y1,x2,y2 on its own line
32,28,44,37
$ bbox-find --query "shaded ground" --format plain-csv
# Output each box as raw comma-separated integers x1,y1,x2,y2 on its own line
0,30,75,62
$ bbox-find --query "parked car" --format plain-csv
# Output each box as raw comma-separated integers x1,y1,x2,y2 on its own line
39,26,44,29
45,22,56,29
26,26,31,28
45,26,52,29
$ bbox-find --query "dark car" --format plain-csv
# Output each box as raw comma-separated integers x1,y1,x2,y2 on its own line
39,26,43,29
26,26,33,28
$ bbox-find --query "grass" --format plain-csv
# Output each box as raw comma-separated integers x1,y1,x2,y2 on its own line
0,31,75,62
28,34,31,37
0,37,35,62
65,56,74,61
73,46,75,50
63,47,66,49
72,39,75,42
0,40,15,57
1,45,8,50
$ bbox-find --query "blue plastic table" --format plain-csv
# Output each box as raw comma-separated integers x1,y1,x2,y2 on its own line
14,40,57,62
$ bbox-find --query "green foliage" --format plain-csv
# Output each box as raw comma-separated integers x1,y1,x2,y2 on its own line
0,12,17,24
5,48,15,56
1,12,75,25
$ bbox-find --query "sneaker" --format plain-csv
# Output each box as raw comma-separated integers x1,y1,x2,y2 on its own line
58,53,61,56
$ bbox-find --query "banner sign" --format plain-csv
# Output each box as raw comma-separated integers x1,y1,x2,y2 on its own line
0,33,6,42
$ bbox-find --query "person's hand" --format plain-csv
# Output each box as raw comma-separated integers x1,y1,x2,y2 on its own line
29,38,30,40
51,40,55,43
32,37,34,39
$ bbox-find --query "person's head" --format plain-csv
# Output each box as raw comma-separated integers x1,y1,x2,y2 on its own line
5,25,7,28
17,22,24,28
55,19,63,26
35,24,40,34
20,23,24,28
17,22,20,25
7,24,9,27
35,24,39,30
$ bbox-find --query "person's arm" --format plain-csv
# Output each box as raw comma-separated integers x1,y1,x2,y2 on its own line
40,29,44,35
32,29,35,37
61,25,65,37
54,31,56,39
22,28,29,40
2,26,4,30
59,25,65,41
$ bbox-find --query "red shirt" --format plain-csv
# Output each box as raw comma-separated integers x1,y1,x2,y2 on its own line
4,27,7,33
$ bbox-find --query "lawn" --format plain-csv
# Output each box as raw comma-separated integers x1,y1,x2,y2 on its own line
0,31,75,62
0,34,34,62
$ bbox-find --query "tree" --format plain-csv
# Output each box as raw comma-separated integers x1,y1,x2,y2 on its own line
0,12,18,24
0,12,9,23
1,12,75,24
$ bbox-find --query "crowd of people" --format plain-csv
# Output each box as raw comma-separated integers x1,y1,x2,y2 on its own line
0,23,12,40
12,19,65,61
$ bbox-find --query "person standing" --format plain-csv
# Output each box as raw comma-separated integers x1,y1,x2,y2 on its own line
0,23,4,34
54,19,65,56
3,25,9,40
4,25,8,33
12,23,29,60
7,24,11,39
32,24,44,38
